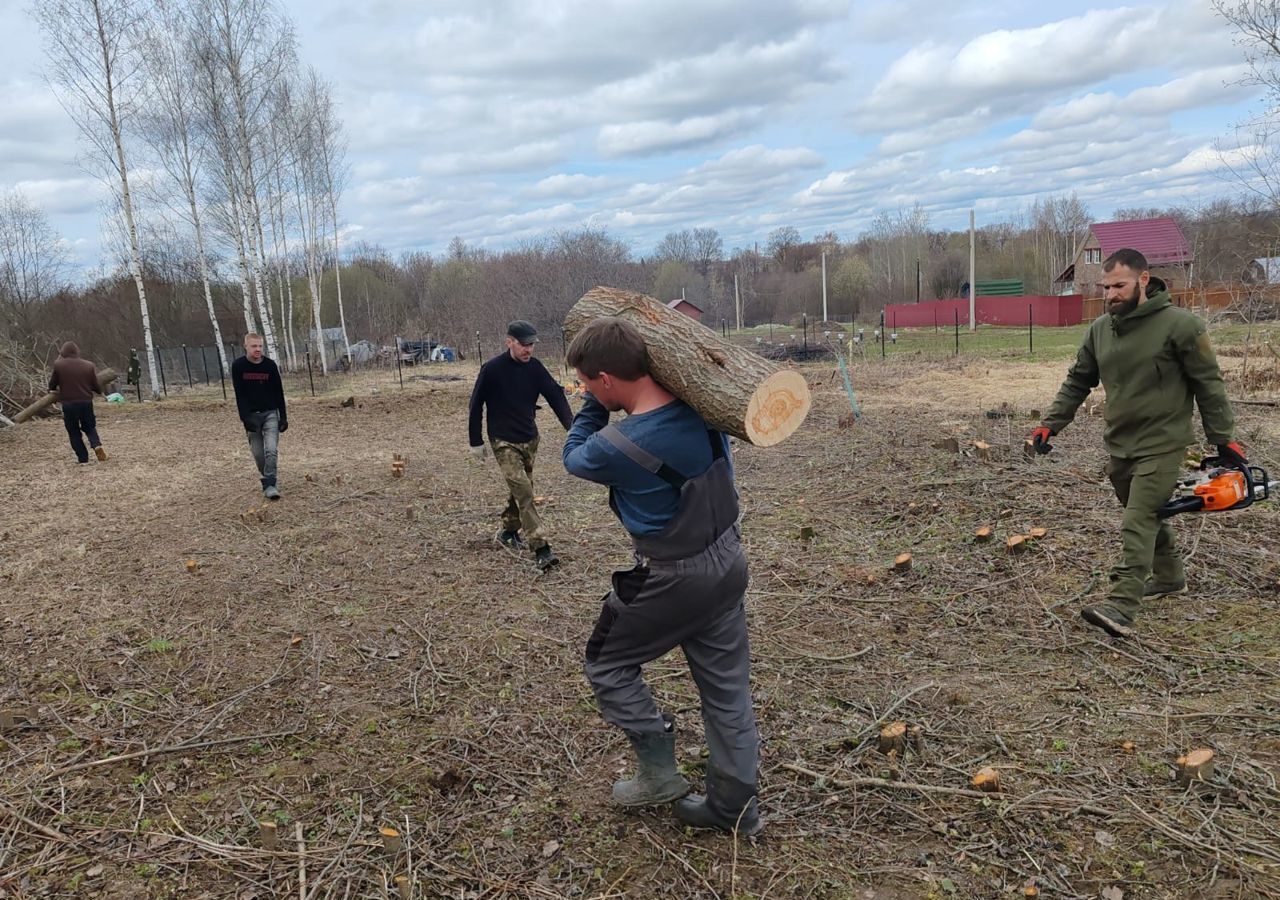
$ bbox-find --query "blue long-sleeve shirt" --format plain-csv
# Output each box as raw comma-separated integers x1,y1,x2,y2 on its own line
563,394,731,535
468,353,573,446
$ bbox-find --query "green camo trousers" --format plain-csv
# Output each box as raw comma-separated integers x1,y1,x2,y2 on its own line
492,437,547,551
1105,448,1186,619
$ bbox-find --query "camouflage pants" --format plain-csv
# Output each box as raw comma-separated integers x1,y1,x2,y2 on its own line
492,437,547,551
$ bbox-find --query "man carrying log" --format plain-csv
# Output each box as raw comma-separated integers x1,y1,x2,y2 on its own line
231,333,287,501
49,341,108,464
468,320,573,571
1031,248,1242,638
563,317,761,836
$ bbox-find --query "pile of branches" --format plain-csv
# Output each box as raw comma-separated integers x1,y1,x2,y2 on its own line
0,334,52,420
758,342,835,362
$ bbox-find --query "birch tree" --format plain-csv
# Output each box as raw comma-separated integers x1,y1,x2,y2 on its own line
138,0,229,373
35,0,161,398
310,71,352,366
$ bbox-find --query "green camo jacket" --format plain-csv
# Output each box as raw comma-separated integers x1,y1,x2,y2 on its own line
1042,283,1235,459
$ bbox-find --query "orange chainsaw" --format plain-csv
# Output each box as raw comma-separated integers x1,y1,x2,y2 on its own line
1158,455,1274,519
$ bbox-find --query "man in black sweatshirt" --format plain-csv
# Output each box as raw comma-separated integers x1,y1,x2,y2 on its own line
231,333,288,500
468,320,574,570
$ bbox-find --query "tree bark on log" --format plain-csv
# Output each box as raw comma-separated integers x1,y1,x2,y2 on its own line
12,368,119,424
564,288,810,446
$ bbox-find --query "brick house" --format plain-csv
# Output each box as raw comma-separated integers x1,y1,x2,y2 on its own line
1055,217,1193,298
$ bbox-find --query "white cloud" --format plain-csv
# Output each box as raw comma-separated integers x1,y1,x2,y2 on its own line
523,174,615,199
856,0,1241,132
419,140,568,176
598,110,763,157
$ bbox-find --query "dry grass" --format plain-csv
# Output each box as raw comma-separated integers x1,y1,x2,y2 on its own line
1,358,1279,898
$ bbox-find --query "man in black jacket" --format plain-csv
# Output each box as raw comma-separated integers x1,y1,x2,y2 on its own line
231,333,287,500
468,321,573,570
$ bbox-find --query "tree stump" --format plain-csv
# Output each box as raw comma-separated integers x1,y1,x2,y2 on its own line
391,454,406,478
973,440,992,460
259,821,279,850
972,766,1001,792
1176,748,1215,787
892,552,913,573
1027,527,1049,541
184,559,200,574
379,826,402,854
932,436,960,453
878,722,907,756
395,876,411,900
797,525,815,541
13,368,118,424
974,526,994,543
564,287,810,446
1006,535,1028,554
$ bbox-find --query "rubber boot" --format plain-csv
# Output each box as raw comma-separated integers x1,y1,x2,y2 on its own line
675,764,762,836
612,714,690,806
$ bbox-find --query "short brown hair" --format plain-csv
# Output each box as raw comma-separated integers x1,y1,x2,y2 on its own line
1103,248,1148,273
566,317,649,380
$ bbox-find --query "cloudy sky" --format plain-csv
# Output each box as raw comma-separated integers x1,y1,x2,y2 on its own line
0,0,1265,272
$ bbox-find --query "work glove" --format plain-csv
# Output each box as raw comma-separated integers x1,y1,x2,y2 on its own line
1029,425,1054,455
1217,441,1248,469
470,444,488,462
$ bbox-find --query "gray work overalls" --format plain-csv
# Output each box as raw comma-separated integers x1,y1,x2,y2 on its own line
584,423,760,815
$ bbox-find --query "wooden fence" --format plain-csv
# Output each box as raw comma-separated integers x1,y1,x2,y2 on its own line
1081,285,1278,320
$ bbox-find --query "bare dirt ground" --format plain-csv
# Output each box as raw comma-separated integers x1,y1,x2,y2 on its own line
2,355,1280,899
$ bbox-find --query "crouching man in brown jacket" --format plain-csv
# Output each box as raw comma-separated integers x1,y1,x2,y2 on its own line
49,341,108,464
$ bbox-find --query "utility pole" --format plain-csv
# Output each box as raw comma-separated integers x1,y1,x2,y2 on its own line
734,273,742,331
821,251,828,322
968,209,976,332
916,257,921,303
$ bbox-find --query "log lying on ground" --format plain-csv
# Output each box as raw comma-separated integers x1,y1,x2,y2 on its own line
564,288,810,446
13,368,118,424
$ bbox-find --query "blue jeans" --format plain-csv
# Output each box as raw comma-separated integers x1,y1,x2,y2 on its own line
62,401,101,463
245,410,280,488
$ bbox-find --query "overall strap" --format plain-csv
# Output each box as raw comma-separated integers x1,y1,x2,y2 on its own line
707,429,725,460
598,424,687,489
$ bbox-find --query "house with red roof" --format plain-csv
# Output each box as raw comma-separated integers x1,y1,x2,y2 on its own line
1055,217,1193,298
666,297,704,322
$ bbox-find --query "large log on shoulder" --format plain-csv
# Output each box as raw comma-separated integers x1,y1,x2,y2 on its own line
564,287,810,447
12,368,118,424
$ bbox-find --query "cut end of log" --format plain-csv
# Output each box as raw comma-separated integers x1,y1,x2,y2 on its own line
974,526,994,543
972,766,1001,792
878,721,907,755
892,552,913,573
1176,748,1215,786
1006,535,1028,553
745,370,811,447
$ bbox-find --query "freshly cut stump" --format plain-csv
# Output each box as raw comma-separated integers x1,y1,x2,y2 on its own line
972,766,1001,792
1176,748,1215,787
564,287,810,446
892,552,913,573
878,722,907,755
1006,535,1028,554
974,526,994,543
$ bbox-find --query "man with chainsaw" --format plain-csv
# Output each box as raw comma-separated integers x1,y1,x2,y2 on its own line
563,317,761,836
1030,248,1243,638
